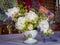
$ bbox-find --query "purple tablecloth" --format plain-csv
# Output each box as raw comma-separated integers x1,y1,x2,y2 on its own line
0,31,60,45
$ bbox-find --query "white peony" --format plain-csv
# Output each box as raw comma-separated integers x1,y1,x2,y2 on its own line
25,11,38,22
15,17,26,30
5,7,20,20
38,19,49,33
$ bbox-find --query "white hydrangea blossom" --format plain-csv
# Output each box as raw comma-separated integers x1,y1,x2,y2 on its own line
15,17,26,30
38,19,49,33
5,7,20,20
25,11,38,22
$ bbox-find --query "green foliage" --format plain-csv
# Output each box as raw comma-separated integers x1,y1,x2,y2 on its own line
37,11,43,17
0,0,17,11
18,4,27,16
0,13,4,21
33,24,37,29
43,28,53,36
43,32,53,36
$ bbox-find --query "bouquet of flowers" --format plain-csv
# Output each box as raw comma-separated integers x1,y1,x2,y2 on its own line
5,4,54,44
5,5,54,35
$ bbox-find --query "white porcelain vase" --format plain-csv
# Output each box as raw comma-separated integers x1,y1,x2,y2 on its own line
23,30,38,44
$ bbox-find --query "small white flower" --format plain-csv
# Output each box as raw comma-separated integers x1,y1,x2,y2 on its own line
25,11,38,22
47,29,54,34
15,17,26,30
5,7,20,20
28,24,33,30
38,19,49,33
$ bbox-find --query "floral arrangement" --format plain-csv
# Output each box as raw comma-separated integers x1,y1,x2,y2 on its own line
0,0,55,44
5,6,54,36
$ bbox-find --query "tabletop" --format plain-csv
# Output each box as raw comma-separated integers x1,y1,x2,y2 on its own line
0,31,60,45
